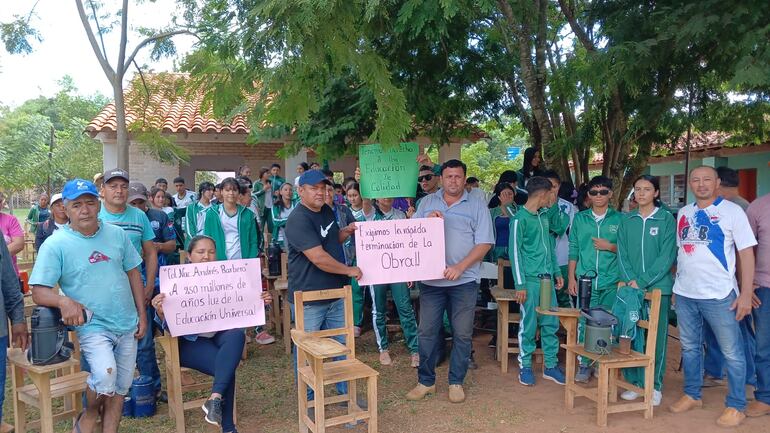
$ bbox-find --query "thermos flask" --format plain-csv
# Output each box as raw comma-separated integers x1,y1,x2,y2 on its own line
538,273,553,310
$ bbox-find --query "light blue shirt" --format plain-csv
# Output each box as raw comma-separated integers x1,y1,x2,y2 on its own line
415,188,494,287
30,222,142,335
99,205,155,255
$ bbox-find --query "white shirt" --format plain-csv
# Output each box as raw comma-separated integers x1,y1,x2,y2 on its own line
555,198,576,266
219,207,242,260
673,197,757,299
173,190,196,209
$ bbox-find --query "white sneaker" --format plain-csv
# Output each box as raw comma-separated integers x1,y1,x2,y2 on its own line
653,390,662,407
620,390,661,406
621,390,641,401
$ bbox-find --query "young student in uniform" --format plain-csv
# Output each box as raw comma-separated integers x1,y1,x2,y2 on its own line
345,182,380,336
271,182,298,251
542,170,576,308
370,198,419,367
617,175,677,406
567,175,622,382
202,178,259,261
509,176,566,387
185,182,215,247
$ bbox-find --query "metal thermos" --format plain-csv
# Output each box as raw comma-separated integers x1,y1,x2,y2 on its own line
267,242,282,276
538,274,553,310
578,270,598,311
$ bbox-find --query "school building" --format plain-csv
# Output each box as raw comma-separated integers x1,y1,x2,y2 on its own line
86,74,481,187
644,132,769,208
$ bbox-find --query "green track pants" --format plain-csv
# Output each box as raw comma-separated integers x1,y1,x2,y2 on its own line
577,286,618,366
352,276,364,327
369,283,418,353
622,294,670,391
519,279,560,369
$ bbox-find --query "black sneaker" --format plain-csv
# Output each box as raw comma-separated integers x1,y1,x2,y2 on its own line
488,335,497,348
202,397,223,426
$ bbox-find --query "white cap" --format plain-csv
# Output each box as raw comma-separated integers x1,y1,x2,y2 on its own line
51,193,63,204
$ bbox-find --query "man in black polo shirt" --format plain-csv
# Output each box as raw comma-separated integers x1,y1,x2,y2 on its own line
286,169,360,400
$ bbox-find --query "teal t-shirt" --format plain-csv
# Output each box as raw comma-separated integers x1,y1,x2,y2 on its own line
99,205,155,255
29,222,143,335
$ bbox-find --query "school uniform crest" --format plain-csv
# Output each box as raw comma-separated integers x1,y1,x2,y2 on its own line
609,225,619,233
649,227,659,236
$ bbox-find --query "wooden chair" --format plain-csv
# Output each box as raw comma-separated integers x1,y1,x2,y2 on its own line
492,259,542,373
157,334,237,433
7,332,88,433
562,289,662,426
292,286,378,433
273,252,292,354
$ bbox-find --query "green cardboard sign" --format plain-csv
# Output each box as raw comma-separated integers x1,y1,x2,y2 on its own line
359,142,419,198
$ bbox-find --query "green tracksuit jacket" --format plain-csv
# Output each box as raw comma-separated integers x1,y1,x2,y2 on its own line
202,204,259,261
568,208,623,291
271,199,298,250
509,206,561,369
617,206,676,391
616,207,676,295
184,201,212,248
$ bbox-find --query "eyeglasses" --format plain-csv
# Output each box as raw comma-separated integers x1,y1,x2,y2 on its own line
418,174,434,182
588,189,611,196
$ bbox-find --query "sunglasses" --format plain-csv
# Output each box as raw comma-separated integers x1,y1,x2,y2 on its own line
588,189,611,196
418,174,434,182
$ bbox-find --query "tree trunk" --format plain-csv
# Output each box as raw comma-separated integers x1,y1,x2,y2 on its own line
113,80,130,169
497,0,555,149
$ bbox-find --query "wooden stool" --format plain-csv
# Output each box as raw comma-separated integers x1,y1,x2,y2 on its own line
7,348,88,433
157,334,237,433
292,286,378,433
559,290,662,426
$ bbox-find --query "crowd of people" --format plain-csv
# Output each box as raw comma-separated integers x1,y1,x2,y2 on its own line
0,147,766,432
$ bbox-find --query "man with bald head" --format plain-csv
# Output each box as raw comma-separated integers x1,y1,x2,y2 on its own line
669,166,757,428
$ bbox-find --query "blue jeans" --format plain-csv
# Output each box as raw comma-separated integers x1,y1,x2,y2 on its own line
676,292,746,410
703,315,756,386
79,331,138,395
179,329,244,433
753,287,770,405
290,299,347,399
417,281,477,386
137,304,162,393
0,335,7,423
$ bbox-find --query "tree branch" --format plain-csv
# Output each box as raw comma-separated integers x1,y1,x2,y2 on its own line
74,0,115,81
123,29,196,72
116,0,129,78
87,0,108,62
557,0,596,52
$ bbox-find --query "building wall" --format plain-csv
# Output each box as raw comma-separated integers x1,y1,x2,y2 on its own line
647,149,770,204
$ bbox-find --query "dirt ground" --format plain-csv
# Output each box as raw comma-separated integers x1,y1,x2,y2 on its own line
6,325,765,433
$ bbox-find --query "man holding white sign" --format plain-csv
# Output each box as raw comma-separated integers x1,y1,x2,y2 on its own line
285,170,361,402
406,159,494,404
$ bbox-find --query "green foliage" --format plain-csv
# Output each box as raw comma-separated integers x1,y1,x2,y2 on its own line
460,117,527,189
0,78,107,191
0,15,41,54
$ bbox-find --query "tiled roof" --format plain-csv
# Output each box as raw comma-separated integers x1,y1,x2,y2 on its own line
582,131,735,166
86,93,250,135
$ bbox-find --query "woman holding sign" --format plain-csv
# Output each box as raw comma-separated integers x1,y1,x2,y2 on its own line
153,235,272,432
371,198,420,367
346,183,381,335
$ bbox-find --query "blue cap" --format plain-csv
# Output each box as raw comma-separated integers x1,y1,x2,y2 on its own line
298,169,331,186
62,179,99,201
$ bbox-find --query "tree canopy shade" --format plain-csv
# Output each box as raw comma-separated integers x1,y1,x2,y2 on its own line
0,78,108,192
179,0,770,205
